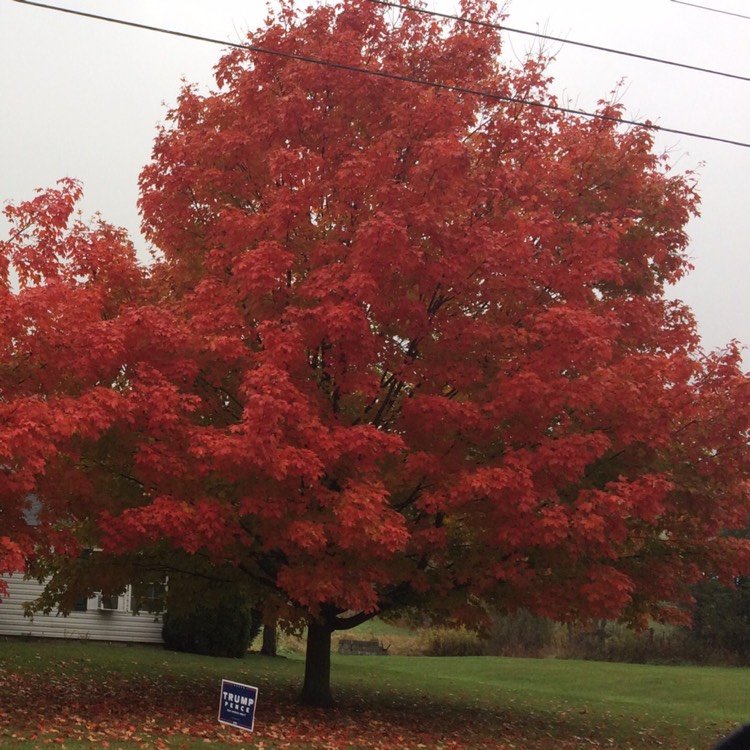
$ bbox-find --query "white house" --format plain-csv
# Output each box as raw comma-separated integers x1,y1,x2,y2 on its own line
0,574,164,644
0,495,164,644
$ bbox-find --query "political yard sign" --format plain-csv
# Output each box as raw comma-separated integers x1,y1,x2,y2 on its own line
218,679,258,732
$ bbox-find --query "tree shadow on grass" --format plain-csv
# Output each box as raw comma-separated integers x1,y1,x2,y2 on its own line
0,655,721,749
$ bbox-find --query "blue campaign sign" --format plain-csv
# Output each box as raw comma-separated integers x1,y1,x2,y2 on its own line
218,679,258,732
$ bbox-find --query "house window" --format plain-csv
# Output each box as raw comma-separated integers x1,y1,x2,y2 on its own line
98,593,121,611
73,549,92,612
131,582,166,614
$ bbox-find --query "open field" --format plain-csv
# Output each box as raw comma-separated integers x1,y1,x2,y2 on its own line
0,639,747,749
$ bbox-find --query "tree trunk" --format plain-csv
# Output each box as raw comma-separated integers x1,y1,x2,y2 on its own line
261,619,277,657
299,617,334,707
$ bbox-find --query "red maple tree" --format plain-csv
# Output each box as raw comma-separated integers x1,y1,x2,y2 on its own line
0,179,146,595
3,0,749,706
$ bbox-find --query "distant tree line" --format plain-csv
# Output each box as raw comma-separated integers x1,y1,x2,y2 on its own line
466,579,750,665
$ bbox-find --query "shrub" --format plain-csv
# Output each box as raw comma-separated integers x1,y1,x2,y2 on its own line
161,578,261,658
486,610,557,656
687,578,750,662
418,627,485,656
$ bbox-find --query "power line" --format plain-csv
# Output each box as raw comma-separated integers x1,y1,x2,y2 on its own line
368,0,750,83
670,0,750,19
11,0,750,148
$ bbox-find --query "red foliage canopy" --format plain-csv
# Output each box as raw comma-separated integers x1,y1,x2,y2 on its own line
2,0,749,679
0,179,145,593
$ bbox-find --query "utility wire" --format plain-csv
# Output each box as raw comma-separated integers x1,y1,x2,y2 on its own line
670,0,750,19
11,0,750,148
368,0,750,82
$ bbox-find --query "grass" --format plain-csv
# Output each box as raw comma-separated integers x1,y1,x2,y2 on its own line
331,655,749,745
1,638,748,749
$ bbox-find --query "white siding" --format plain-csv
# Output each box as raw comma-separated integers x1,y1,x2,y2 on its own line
0,574,163,644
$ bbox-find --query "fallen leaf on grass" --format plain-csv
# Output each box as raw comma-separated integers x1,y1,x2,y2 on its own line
0,661,672,749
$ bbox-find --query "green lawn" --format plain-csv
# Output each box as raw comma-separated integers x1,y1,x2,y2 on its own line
0,639,746,749
332,654,748,745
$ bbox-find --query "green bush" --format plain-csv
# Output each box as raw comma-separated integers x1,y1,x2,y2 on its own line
418,627,485,656
161,578,262,658
687,578,750,662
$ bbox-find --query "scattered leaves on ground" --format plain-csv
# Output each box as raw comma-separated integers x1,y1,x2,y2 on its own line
0,656,662,749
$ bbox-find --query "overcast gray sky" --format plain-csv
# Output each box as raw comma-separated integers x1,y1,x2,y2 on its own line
2,0,748,360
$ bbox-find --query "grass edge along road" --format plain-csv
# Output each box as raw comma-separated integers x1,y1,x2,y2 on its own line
0,639,747,749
